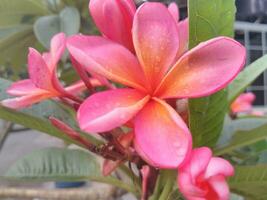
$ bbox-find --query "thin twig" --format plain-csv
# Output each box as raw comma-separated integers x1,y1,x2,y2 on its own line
0,121,13,150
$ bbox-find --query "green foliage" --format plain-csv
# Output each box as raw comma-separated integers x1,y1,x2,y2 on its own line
188,0,236,147
34,6,80,48
5,147,99,181
229,165,267,199
218,117,267,147
4,147,138,194
228,55,267,104
0,0,50,74
215,123,267,155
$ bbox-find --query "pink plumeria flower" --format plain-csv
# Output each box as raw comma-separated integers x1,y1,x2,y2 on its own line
89,0,188,56
231,92,255,114
1,33,100,109
67,2,246,168
178,147,234,200
231,92,264,116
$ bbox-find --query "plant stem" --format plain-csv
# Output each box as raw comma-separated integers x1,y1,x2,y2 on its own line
95,176,139,195
158,175,174,200
150,170,176,200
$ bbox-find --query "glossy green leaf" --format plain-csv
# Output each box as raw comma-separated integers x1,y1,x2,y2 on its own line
188,0,236,147
229,165,267,200
4,147,138,194
228,55,267,104
215,123,267,155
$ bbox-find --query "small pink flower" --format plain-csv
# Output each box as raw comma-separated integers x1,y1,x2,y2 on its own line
67,2,245,168
178,147,234,200
1,33,100,109
231,92,265,116
231,92,255,114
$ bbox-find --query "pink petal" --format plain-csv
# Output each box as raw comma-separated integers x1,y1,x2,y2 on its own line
89,0,135,52
28,48,54,91
65,80,87,95
231,92,255,113
1,93,53,109
132,2,179,90
208,175,230,200
178,172,206,199
49,32,66,68
77,88,150,133
67,35,148,92
6,79,46,96
70,55,112,90
155,37,246,99
102,159,123,176
42,52,53,68
204,157,234,179
134,98,192,168
180,147,212,180
177,18,189,58
49,33,67,94
168,2,179,22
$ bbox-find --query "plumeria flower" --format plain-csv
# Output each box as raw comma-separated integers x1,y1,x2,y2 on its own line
67,2,246,168
231,92,255,114
89,0,188,57
1,33,100,109
231,92,264,116
178,147,234,200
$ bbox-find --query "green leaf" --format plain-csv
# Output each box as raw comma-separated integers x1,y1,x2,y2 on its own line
228,55,267,103
33,15,61,49
4,147,138,194
188,0,236,147
0,25,36,73
5,148,99,181
0,0,49,26
229,165,267,199
215,123,267,155
217,117,267,147
0,0,49,69
34,6,80,49
59,7,80,36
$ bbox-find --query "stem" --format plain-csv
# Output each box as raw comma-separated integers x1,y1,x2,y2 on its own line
95,177,139,195
158,176,173,200
150,170,176,200
0,121,13,150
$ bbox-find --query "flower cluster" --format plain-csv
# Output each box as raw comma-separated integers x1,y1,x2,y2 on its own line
1,0,246,199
